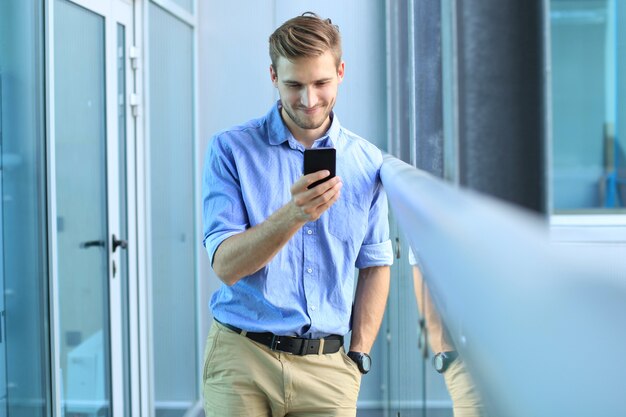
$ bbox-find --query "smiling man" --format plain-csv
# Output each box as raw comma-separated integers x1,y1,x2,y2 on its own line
271,52,341,146
202,12,393,417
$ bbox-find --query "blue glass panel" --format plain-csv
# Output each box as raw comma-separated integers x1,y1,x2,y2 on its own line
0,1,50,416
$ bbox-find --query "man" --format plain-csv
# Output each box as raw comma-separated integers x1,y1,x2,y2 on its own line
202,12,393,417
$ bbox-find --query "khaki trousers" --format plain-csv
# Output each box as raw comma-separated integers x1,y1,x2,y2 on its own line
203,321,362,417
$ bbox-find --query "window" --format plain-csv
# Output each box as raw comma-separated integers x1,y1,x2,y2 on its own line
550,0,626,212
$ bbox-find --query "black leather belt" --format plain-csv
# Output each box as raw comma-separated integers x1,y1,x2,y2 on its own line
215,319,344,356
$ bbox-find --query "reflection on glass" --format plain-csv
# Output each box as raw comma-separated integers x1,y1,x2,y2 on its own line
385,240,425,416
0,1,50,416
149,4,197,416
410,250,485,417
551,0,626,212
54,0,111,415
383,234,456,417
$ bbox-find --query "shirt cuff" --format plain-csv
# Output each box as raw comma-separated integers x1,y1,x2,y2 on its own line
355,240,394,269
205,231,242,266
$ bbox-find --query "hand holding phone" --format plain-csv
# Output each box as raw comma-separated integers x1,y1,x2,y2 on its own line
304,148,336,189
289,149,341,222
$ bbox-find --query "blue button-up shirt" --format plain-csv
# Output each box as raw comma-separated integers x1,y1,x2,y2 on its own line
202,101,393,338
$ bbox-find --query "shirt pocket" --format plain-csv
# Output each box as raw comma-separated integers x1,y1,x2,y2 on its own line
328,194,367,242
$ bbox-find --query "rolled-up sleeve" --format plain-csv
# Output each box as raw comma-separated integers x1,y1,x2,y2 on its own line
355,175,394,269
202,134,249,265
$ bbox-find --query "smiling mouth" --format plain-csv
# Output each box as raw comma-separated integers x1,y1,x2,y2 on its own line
300,107,322,114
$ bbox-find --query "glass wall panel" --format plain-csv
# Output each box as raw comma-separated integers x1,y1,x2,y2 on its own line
0,1,50,417
550,0,626,212
385,238,434,417
385,1,457,416
149,3,197,416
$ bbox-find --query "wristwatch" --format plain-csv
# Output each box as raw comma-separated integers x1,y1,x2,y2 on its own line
347,351,371,374
433,351,458,374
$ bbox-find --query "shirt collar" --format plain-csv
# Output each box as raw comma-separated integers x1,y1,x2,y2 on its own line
267,100,341,148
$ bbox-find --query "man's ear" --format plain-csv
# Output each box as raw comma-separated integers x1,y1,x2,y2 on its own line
337,61,345,84
270,65,278,87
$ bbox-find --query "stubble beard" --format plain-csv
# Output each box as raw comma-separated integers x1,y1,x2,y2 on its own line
283,101,334,131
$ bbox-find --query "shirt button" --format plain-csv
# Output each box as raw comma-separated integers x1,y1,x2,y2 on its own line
307,229,313,235
311,305,316,311
307,268,313,274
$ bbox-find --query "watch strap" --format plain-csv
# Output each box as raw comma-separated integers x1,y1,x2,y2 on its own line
434,350,458,373
347,351,371,374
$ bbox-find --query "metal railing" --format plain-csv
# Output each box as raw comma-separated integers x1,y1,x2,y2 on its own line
381,154,626,417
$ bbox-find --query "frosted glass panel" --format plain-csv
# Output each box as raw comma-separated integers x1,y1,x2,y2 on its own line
550,0,626,211
0,1,51,416
149,4,197,415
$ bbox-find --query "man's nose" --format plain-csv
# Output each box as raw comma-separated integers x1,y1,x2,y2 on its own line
301,87,318,108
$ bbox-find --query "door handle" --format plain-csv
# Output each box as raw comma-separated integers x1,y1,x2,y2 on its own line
112,234,128,253
80,240,105,249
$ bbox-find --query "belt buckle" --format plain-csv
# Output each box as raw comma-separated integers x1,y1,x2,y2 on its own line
270,334,282,351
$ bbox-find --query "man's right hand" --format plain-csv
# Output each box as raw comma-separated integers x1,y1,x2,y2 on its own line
288,170,343,223
213,170,342,285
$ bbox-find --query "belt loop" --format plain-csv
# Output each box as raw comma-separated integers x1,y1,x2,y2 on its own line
318,338,325,355
270,334,281,350
240,330,247,337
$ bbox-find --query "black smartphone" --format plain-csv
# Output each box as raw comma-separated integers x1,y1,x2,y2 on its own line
304,147,336,189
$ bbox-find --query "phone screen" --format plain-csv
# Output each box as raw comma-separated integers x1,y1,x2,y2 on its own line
304,148,336,189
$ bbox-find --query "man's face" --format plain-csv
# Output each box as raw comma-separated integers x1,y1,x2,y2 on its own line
270,51,344,137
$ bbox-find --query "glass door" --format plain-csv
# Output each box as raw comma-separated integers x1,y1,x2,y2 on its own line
54,1,110,415
52,0,134,416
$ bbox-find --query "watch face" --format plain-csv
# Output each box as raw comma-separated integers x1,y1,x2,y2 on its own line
434,353,444,372
362,354,372,372
348,352,372,374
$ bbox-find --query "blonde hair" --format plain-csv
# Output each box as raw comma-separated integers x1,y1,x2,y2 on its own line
269,12,342,71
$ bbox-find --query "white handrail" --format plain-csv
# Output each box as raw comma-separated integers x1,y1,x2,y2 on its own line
381,154,626,417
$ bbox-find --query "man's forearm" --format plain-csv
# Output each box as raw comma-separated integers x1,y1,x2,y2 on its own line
211,171,342,286
350,265,391,353
213,203,305,286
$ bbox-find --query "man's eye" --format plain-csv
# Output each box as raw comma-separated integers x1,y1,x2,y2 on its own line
286,84,300,89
